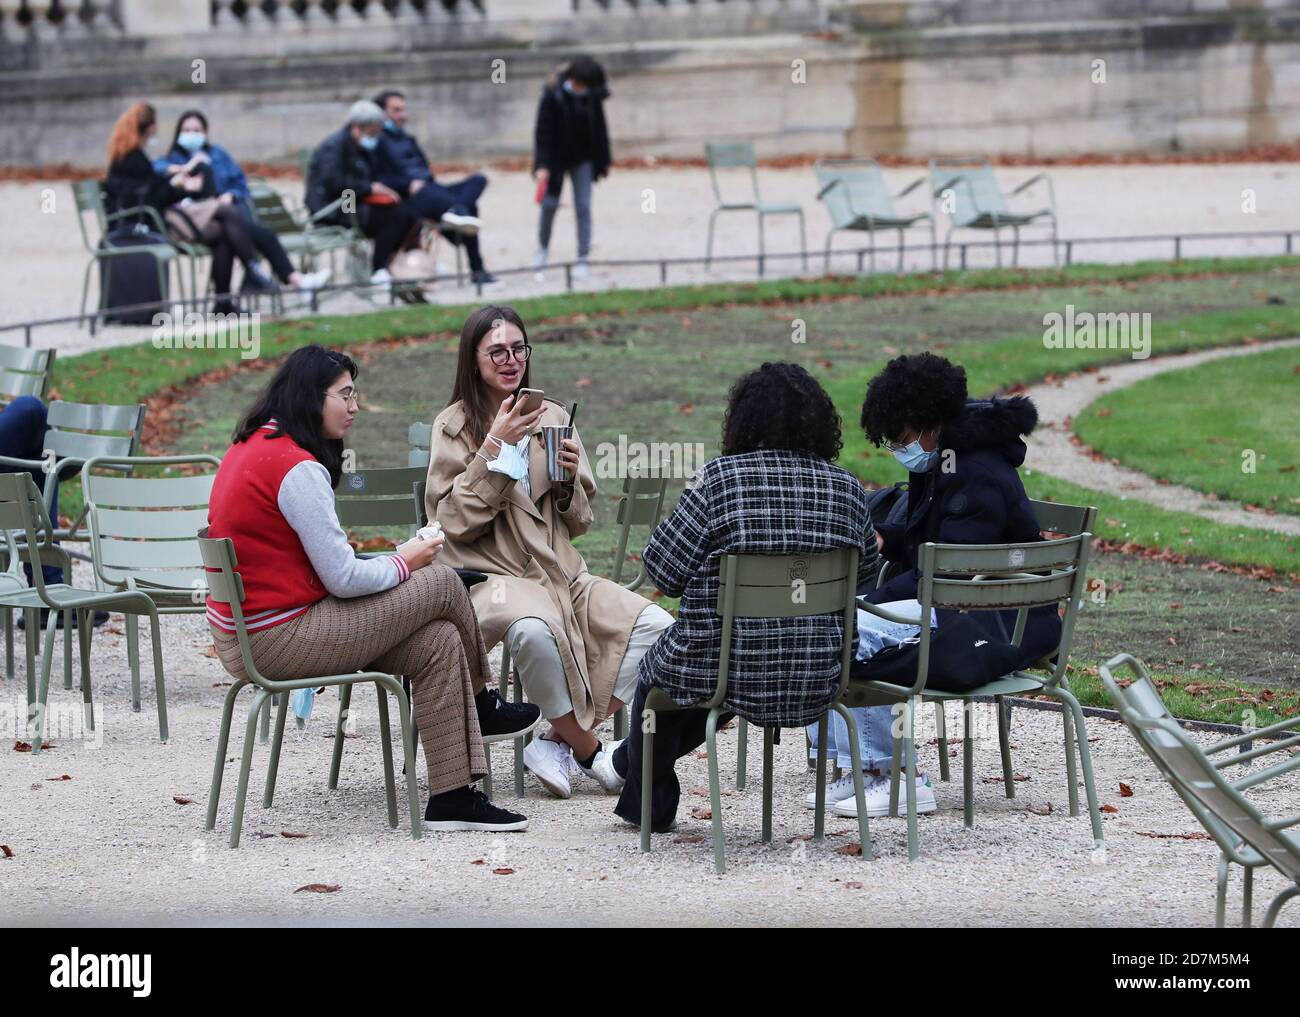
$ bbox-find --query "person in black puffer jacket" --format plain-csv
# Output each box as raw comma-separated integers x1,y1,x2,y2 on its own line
530,55,612,279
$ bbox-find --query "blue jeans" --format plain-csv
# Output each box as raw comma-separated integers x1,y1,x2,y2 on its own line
0,396,63,585
806,599,935,770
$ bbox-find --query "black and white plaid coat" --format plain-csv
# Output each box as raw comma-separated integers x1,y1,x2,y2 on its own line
638,449,879,726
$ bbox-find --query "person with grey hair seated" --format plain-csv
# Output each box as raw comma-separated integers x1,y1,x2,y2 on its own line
306,99,420,294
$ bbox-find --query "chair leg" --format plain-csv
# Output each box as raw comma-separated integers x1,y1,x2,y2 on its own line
1011,225,1020,268
23,608,37,711
230,689,269,848
705,208,720,270
756,211,766,277
897,227,906,273
375,681,399,828
483,742,494,800
760,725,774,844
78,609,93,732
1242,865,1253,929
1062,693,1081,816
4,607,13,682
262,690,290,808
389,677,422,839
942,225,955,271
832,702,873,861
145,607,168,742
935,701,951,782
868,227,876,275
962,700,975,828
997,695,1015,799
736,717,748,790
1263,886,1300,929
905,700,920,861
1215,854,1229,929
640,708,656,854
125,612,141,712
62,609,73,689
259,695,271,744
328,682,353,790
507,648,525,798
823,229,835,274
888,710,904,818
206,680,249,832
613,706,627,741
797,210,807,271
706,709,725,875
1049,685,1105,846
813,709,829,841
31,609,60,754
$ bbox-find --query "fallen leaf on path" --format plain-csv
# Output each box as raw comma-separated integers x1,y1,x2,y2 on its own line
1027,802,1054,816
294,883,342,894
691,806,712,820
1119,782,1134,797
835,843,862,856
173,796,195,805
1101,804,1120,814
492,868,515,875
280,831,308,839
1135,831,1212,841
674,833,706,844
45,774,71,782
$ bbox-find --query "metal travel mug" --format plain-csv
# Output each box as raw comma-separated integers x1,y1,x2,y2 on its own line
544,424,574,483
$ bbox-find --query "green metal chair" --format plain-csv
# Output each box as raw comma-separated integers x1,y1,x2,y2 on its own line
928,157,1058,270
198,530,422,848
407,421,432,469
246,176,354,299
0,347,54,408
1100,653,1300,928
0,472,167,754
843,532,1104,861
71,179,189,319
705,142,807,273
640,547,871,874
814,159,935,273
297,148,380,301
81,454,219,712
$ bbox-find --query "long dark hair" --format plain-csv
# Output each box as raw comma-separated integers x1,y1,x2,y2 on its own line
721,362,843,461
232,345,356,487
170,108,210,154
448,305,531,448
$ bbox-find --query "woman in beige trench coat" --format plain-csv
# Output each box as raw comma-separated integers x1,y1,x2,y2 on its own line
426,306,674,800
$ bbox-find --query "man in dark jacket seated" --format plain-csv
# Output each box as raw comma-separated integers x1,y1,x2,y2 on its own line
305,100,419,293
814,352,1063,822
372,89,498,287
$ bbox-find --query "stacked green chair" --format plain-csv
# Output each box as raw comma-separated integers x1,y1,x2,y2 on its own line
198,530,421,848
640,547,870,874
1101,653,1300,928
0,473,167,755
843,532,1103,861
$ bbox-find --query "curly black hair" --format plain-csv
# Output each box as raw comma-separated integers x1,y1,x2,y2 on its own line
859,352,968,447
721,362,843,461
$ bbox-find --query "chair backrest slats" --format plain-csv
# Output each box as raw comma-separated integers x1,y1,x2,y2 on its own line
45,430,137,461
717,549,857,618
929,157,1009,225
814,159,896,227
0,347,54,405
929,571,1076,610
335,467,425,533
87,472,214,507
929,534,1086,574
706,141,759,206
93,506,211,540
95,536,206,570
1030,498,1097,537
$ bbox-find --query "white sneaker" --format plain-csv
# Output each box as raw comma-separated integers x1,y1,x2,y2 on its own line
440,211,482,235
523,736,572,799
804,773,875,810
577,739,625,794
295,268,331,293
369,268,393,296
572,260,590,280
531,247,549,271
832,774,936,818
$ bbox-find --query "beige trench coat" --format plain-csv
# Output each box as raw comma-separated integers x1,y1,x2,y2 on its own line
425,398,650,730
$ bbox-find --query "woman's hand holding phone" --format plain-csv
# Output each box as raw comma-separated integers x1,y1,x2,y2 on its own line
488,393,545,446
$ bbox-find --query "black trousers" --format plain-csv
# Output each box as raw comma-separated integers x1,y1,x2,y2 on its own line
362,202,420,272
613,679,735,832
197,204,259,298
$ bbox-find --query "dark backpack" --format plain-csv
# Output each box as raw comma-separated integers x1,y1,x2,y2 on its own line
866,481,909,532
850,611,1022,692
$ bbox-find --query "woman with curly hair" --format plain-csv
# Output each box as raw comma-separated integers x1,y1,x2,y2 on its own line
816,351,1061,823
607,362,879,833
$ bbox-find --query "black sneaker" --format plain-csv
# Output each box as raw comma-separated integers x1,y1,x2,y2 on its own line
476,687,541,740
470,269,501,287
423,786,528,832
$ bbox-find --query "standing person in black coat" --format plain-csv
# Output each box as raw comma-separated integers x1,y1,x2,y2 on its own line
531,55,612,281
306,100,420,295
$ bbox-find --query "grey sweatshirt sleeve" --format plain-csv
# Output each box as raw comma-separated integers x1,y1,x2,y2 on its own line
277,460,410,597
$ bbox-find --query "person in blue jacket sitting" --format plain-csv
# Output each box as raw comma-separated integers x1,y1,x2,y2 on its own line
154,109,329,298
372,89,498,288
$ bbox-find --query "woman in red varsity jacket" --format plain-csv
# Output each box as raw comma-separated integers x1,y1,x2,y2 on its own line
206,345,539,832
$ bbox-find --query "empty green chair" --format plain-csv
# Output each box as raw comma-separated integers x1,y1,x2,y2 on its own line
198,530,422,848
0,472,167,754
814,159,935,273
928,157,1058,270
705,142,807,273
72,179,189,318
82,454,219,712
0,347,54,408
640,547,871,874
843,532,1103,861
1100,653,1300,928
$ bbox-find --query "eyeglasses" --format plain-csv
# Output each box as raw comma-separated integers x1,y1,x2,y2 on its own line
327,388,360,408
884,430,923,453
482,344,531,367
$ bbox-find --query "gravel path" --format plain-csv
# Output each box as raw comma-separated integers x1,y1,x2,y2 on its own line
1,559,1295,927
1023,338,1300,536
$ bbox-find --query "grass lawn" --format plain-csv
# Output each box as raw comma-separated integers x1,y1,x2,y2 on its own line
1074,342,1300,516
49,255,1300,720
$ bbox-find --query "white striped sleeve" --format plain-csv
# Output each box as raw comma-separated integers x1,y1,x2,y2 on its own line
277,459,409,598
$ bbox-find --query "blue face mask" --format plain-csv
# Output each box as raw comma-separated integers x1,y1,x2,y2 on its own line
358,133,379,151
562,80,587,96
176,131,206,153
891,439,940,473
383,119,397,132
